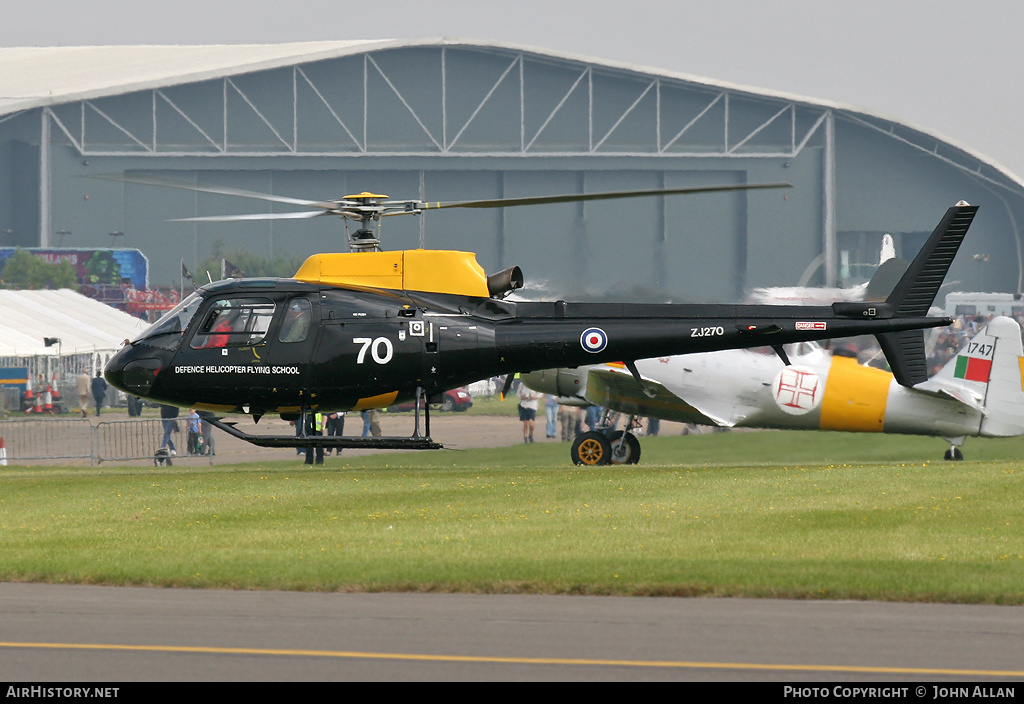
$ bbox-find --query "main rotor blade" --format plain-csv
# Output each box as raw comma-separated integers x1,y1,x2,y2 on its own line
89,174,338,210
419,182,791,210
170,211,328,223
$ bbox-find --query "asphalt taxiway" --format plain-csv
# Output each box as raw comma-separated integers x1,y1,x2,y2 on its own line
1,583,1022,682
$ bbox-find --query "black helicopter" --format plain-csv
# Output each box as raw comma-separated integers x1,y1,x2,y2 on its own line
102,176,977,452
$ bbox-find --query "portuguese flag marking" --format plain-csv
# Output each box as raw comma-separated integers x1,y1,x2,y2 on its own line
954,355,992,383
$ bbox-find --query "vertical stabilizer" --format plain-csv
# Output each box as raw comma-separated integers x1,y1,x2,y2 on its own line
885,204,977,318
930,316,1024,436
874,202,978,386
975,317,1024,436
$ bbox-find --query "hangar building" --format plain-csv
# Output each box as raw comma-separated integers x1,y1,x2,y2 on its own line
1,38,1022,303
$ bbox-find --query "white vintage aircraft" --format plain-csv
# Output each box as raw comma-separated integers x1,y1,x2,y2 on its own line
747,234,902,305
521,316,1024,465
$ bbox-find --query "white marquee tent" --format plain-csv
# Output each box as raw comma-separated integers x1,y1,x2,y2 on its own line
0,290,149,405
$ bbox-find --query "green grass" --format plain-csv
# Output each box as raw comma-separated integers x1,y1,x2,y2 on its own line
1,430,1023,602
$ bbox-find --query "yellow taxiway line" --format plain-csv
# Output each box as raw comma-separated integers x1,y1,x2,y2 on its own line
2,642,1023,677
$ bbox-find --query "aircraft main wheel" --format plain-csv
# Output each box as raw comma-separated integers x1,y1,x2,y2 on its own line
944,446,964,461
571,432,612,466
607,430,641,465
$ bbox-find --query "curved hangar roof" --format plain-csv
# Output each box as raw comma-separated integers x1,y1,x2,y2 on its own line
3,38,1022,299
0,41,375,114
0,37,1019,187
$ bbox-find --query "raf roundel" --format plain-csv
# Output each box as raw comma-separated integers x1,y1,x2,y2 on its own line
580,327,608,354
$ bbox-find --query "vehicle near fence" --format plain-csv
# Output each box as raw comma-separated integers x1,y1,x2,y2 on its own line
389,387,473,412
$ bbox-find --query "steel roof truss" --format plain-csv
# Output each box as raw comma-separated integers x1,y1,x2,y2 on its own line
592,79,656,152
155,89,224,153
727,103,793,154
446,53,521,152
295,65,363,152
366,54,441,151
83,101,152,153
525,65,590,152
659,91,725,153
36,47,922,162
225,77,293,153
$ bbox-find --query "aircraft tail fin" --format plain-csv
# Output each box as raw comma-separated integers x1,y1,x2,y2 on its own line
863,246,908,302
884,202,977,318
870,202,978,386
977,317,1024,436
920,316,1024,436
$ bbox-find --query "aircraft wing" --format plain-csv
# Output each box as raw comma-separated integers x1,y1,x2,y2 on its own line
585,366,721,425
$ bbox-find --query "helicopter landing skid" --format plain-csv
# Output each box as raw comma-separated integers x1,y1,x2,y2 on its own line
204,416,444,450
204,386,444,451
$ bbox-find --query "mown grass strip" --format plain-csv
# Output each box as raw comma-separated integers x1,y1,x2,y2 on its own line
1,431,1022,602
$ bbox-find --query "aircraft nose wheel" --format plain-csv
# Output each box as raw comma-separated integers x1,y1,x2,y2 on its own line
571,431,612,466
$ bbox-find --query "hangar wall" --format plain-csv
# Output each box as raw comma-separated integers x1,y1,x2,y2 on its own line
1,41,1021,302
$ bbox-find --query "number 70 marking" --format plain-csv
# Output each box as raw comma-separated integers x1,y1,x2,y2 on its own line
353,337,394,364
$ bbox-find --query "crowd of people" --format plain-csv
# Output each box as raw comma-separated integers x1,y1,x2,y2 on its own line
289,411,351,465
924,312,1024,376
510,376,656,444
157,404,216,458
836,312,1024,378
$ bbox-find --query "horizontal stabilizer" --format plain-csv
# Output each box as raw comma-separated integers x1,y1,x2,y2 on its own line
912,378,985,412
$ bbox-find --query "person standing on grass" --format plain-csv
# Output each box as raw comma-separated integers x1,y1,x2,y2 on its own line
186,409,201,455
76,370,90,418
305,411,324,465
545,394,558,438
90,371,107,417
325,412,345,456
200,414,216,456
517,382,539,443
159,403,179,455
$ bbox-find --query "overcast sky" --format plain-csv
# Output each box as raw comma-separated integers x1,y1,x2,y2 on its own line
5,0,1023,177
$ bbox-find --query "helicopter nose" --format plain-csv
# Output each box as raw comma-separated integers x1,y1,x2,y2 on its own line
104,347,167,397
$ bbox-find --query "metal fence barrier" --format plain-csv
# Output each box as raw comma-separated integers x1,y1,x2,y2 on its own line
2,388,20,413
94,418,166,464
0,419,93,461
0,418,211,464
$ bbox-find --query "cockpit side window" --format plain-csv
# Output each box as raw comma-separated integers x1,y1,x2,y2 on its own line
278,298,312,343
132,292,203,350
190,297,276,349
